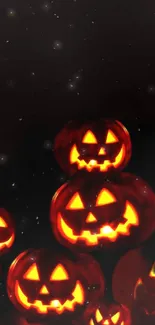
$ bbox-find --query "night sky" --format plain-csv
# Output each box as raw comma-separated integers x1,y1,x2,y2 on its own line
1,0,155,324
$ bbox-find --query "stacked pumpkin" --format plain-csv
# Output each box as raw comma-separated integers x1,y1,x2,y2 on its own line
4,119,155,325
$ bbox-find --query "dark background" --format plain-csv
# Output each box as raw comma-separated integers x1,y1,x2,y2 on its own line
1,0,155,324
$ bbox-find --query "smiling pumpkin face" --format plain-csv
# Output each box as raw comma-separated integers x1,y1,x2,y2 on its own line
50,173,148,252
7,249,105,321
54,120,131,175
0,208,15,255
88,302,131,325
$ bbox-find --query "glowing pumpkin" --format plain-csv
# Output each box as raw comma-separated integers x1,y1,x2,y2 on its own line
112,248,149,309
50,172,155,252
7,249,104,322
0,208,15,255
112,249,155,324
54,119,131,175
87,301,131,325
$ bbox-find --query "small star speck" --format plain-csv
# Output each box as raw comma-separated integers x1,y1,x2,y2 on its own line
67,82,76,90
41,2,51,12
7,8,16,17
148,85,155,94
0,154,8,165
44,140,52,150
68,24,74,28
52,40,63,50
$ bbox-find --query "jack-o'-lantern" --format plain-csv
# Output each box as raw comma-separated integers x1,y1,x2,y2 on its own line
7,249,104,322
50,172,155,252
54,119,131,175
112,248,149,309
87,301,131,325
0,208,15,255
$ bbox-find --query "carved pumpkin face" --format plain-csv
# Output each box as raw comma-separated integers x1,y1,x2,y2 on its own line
0,208,15,255
54,120,131,175
50,172,155,252
7,249,104,321
88,302,131,325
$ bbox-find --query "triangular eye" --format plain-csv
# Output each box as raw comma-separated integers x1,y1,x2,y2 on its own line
96,189,116,206
23,263,40,281
105,130,118,144
111,312,120,324
0,217,7,228
66,192,84,210
50,264,69,281
149,263,155,278
82,130,97,144
95,309,103,322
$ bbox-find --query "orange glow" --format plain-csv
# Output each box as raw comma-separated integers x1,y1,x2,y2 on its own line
95,309,103,322
149,263,155,278
14,280,84,314
116,201,139,235
66,192,84,210
96,189,116,206
57,201,139,246
103,320,109,325
0,217,7,227
39,286,49,295
111,312,120,324
50,264,69,281
90,308,123,325
98,147,106,155
82,130,97,144
134,278,143,299
0,232,15,251
86,213,97,223
69,144,125,172
89,319,95,325
23,264,40,281
106,130,118,144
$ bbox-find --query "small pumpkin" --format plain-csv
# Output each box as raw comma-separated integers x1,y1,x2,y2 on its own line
112,248,155,324
54,119,131,175
7,249,104,322
0,208,15,255
50,172,155,252
87,301,131,325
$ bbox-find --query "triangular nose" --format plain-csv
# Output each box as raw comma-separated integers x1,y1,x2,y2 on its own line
39,285,49,294
86,212,97,223
98,147,106,155
103,320,109,325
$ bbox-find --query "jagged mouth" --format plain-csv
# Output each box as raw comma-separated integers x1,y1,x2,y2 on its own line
0,233,15,251
78,155,108,164
56,201,139,246
14,280,84,314
69,144,126,171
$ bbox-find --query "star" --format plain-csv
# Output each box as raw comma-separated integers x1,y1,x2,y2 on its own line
52,40,63,50
0,154,8,165
7,8,16,17
41,2,51,12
